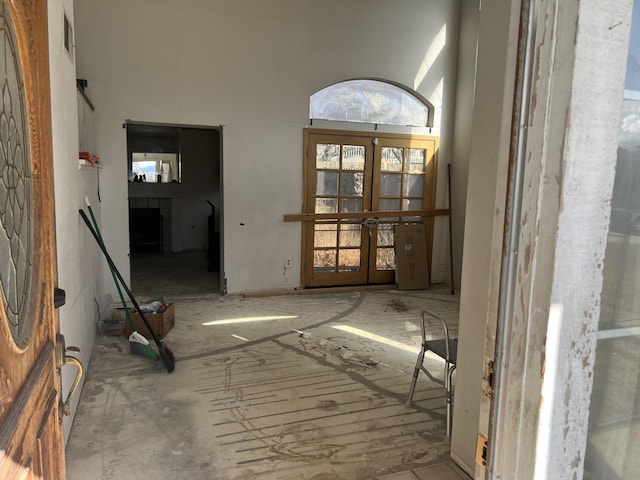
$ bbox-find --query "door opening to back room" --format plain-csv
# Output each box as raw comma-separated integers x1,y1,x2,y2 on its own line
126,122,222,294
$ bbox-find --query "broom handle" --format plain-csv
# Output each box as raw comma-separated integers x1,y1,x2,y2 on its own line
84,197,137,334
79,209,162,347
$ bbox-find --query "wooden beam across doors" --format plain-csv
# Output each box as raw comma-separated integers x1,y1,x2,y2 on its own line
283,208,450,222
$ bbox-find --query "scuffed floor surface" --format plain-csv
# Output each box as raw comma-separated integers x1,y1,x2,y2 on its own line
65,265,465,479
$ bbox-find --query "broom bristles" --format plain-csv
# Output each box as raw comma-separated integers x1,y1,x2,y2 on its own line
159,344,176,372
129,331,160,361
130,341,160,360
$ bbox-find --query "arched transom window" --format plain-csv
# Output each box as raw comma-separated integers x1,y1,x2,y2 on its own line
309,79,434,128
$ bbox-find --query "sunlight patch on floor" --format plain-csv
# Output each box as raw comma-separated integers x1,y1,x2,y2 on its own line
332,324,421,354
202,314,299,326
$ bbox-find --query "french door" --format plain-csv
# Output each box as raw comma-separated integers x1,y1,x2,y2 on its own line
302,129,439,288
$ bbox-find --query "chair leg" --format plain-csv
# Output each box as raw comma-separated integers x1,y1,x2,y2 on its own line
445,365,456,437
406,344,427,406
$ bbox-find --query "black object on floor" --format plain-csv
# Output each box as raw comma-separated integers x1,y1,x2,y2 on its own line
206,200,220,272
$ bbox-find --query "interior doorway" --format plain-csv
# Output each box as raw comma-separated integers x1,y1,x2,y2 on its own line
126,121,223,291
302,129,439,288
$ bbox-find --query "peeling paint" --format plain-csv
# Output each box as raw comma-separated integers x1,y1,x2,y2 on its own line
571,452,581,469
564,376,572,408
524,244,532,272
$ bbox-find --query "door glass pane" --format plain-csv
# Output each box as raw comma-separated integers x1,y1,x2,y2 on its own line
403,174,424,196
315,198,338,213
1,4,33,343
341,198,363,212
402,199,423,211
314,223,337,248
316,144,340,169
406,148,426,172
380,173,402,196
379,199,400,221
314,249,336,273
340,224,362,247
377,224,395,247
342,145,365,170
338,249,361,272
381,147,403,172
316,171,339,195
402,199,423,222
380,198,400,211
376,247,396,271
341,172,364,196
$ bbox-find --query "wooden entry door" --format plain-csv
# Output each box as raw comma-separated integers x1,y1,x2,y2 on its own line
0,1,67,478
302,129,439,288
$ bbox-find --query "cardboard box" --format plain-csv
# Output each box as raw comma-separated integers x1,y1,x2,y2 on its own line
394,224,430,290
123,303,175,339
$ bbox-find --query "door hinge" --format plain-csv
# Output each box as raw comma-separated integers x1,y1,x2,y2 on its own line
484,360,495,397
476,434,488,467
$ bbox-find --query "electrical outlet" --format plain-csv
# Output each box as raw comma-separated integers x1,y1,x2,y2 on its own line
285,257,292,268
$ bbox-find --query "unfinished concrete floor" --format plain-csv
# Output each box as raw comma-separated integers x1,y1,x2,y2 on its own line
65,252,469,480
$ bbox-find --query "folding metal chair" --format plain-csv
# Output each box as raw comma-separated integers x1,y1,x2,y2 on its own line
406,309,458,437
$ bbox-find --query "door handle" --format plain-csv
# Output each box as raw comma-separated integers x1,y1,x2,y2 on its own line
363,217,379,229
56,333,84,416
363,217,379,237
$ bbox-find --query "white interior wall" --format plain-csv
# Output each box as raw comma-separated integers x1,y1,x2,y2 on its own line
449,1,479,289
72,0,461,295
48,0,102,441
450,0,520,474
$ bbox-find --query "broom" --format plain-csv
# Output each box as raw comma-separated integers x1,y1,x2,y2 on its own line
84,196,159,361
79,208,176,373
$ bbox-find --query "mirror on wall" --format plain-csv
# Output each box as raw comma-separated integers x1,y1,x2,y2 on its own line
127,122,181,183
131,152,179,183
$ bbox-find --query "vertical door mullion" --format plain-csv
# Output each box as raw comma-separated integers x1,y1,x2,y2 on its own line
370,141,383,281
362,138,375,278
